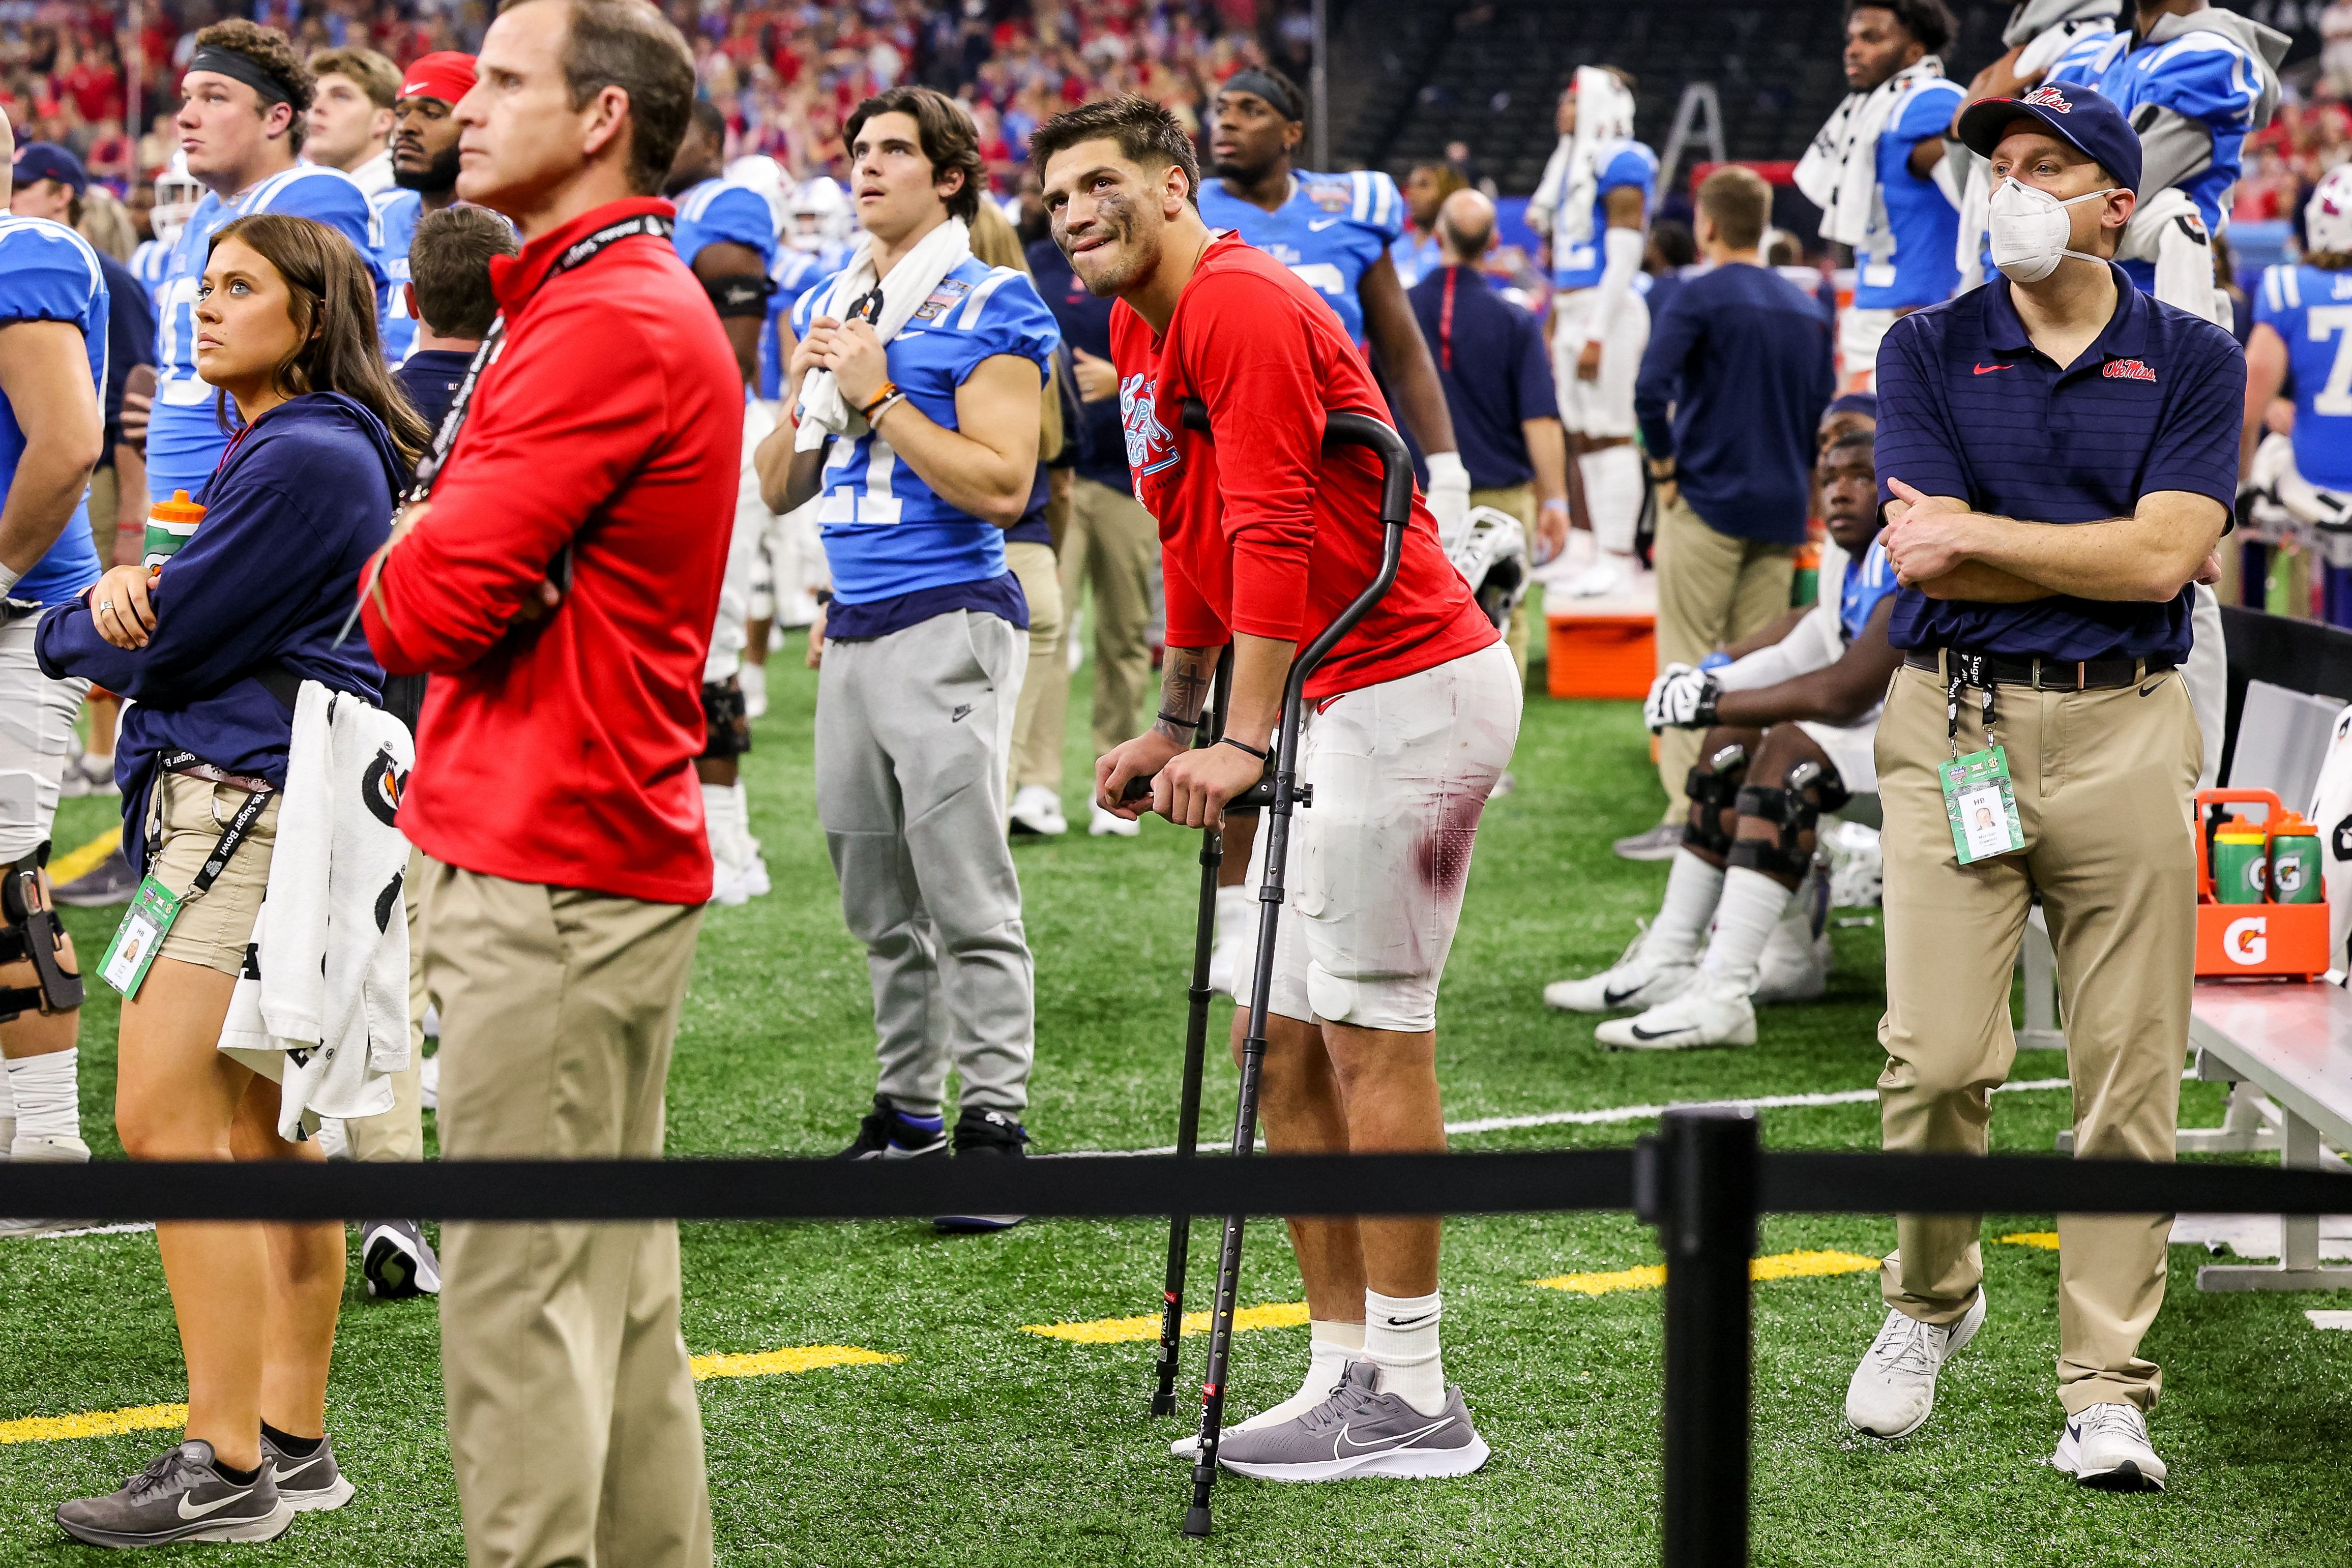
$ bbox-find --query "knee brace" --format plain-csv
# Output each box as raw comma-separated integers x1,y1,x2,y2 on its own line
1729,758,1850,880
1681,743,1748,857
0,843,82,1021
700,679,751,760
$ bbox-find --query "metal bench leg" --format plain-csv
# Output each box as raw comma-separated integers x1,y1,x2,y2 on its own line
2197,1112,2352,1292
2015,908,2066,1052
2175,1080,2287,1155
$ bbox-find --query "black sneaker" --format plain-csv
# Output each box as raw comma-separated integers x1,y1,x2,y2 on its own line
55,1439,295,1547
834,1093,949,1160
934,1106,1029,1233
362,1218,442,1299
259,1429,355,1512
51,847,136,907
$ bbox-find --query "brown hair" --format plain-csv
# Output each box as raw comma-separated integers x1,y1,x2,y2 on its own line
208,213,434,465
193,19,314,154
968,202,1064,462
846,85,987,224
308,45,401,111
549,0,696,196
409,206,520,340
1029,94,1200,208
1697,165,1771,252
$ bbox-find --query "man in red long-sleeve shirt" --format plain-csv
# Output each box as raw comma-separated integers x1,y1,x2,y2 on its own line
358,2,731,1562
1037,97,1521,1482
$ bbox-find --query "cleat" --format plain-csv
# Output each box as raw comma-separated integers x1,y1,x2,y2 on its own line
1751,932,1830,1004
0,1133,91,1239
935,1106,1029,1233
1594,976,1755,1050
55,1440,295,1547
260,1429,355,1513
835,1093,948,1161
1543,927,1694,1014
1611,823,1685,862
1009,785,1068,837
1215,1362,1489,1481
362,1219,442,1300
2052,1402,2167,1491
1845,1289,1986,1439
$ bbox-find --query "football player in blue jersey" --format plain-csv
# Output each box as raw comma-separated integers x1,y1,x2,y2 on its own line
131,157,203,308
2242,167,2352,617
757,86,1054,1194
665,98,781,905
2080,0,2286,319
1196,67,1468,533
1795,1,1960,390
1528,66,1659,595
374,50,474,367
146,20,385,505
0,124,110,1235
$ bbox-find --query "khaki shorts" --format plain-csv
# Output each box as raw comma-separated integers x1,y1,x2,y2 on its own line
146,771,278,977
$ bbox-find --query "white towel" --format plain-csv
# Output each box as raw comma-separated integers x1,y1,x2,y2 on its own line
1528,67,1637,251
792,216,973,452
218,681,414,1142
1796,58,1945,249
2120,185,2227,326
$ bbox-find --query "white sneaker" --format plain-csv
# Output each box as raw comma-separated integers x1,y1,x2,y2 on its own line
1593,974,1755,1050
2052,1401,2167,1491
1087,803,1140,838
1565,554,1631,599
1543,928,1696,1014
0,1132,92,1238
1844,1289,1987,1439
1009,785,1068,837
739,662,768,720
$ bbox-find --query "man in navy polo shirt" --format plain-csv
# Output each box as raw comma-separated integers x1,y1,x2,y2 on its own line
1846,84,2236,1492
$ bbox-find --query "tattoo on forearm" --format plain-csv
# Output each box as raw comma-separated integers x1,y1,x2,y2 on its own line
1153,646,1213,742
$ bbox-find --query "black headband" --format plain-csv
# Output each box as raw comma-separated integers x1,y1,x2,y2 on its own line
187,45,297,108
1222,69,1302,122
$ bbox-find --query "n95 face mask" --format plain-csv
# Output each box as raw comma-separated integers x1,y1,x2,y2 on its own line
1987,177,2119,283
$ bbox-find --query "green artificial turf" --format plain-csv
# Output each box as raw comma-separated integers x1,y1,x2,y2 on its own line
2,642,2347,1566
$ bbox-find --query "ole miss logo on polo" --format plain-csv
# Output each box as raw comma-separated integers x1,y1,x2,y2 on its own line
2103,358,2157,382
2022,84,2073,112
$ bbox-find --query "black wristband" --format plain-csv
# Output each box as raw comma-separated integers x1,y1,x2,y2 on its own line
1156,709,1200,731
1218,735,1269,761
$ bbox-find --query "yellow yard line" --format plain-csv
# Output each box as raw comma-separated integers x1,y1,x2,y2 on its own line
1998,1231,2061,1250
1533,1249,1882,1297
2,1348,898,1444
0,1403,186,1447
691,1345,901,1380
47,825,121,886
1024,1301,1310,1344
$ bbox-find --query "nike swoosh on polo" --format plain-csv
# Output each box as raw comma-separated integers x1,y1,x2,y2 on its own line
1308,218,1341,231
1973,363,2014,374
1335,1416,1454,1455
178,1488,256,1520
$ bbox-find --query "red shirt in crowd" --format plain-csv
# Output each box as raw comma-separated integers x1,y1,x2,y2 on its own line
1108,232,1495,702
362,197,740,905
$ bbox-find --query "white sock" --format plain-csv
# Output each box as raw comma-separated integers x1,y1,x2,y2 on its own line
1579,446,1644,555
1364,1288,1447,1415
1214,884,1252,941
1644,850,1725,966
1234,1320,1362,1432
1699,867,1796,992
4,1050,79,1145
701,782,743,868
0,1059,14,1150
732,780,761,855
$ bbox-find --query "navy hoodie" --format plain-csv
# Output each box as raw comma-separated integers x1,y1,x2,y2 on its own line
38,392,397,874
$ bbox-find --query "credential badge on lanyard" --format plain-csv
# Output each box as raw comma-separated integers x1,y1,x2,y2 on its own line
1938,653,2026,866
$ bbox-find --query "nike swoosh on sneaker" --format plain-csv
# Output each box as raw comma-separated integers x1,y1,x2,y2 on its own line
1335,1416,1453,1454
1601,982,1645,1007
177,1488,255,1520
271,1455,327,1484
1628,1023,1695,1041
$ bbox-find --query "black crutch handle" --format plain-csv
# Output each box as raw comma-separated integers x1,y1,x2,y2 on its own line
1117,770,1297,812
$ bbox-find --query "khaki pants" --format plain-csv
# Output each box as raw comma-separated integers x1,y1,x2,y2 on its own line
344,845,432,1163
428,864,711,1568
1876,661,2202,1414
1005,539,1066,795
1470,482,1535,685
1060,477,1159,763
1654,495,1794,818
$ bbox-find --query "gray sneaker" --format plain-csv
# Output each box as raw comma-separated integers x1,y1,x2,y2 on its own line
1612,823,1686,862
261,1429,355,1512
362,1218,442,1299
55,1439,295,1547
1214,1360,1490,1481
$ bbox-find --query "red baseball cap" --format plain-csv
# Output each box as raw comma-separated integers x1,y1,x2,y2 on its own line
399,51,476,107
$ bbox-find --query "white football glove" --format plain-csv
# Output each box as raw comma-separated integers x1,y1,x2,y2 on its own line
1644,663,1720,733
1423,450,1471,538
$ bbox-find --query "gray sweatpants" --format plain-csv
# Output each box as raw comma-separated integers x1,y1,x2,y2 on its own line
816,609,1035,1117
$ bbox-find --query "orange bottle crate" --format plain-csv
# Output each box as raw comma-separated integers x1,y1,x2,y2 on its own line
2192,788,2332,980
1547,613,1656,700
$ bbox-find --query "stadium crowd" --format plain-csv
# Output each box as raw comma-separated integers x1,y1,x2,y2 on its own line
0,0,2343,1557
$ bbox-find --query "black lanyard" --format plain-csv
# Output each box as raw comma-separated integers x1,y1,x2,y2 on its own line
404,211,673,506
154,752,276,904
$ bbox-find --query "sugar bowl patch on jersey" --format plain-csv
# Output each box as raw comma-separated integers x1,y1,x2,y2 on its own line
0,215,109,606
1197,169,1404,346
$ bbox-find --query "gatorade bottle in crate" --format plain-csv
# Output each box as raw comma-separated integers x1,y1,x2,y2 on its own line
2211,817,2269,903
142,489,204,574
2269,812,2322,904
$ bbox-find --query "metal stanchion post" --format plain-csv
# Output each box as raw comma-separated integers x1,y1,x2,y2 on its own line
1641,1106,1758,1568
